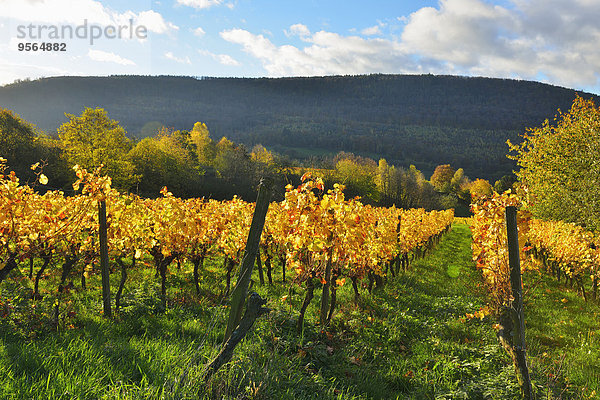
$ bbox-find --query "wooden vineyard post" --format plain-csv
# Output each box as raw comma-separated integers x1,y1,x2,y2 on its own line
204,293,270,382
319,249,333,327
98,199,112,319
223,177,273,344
503,206,532,398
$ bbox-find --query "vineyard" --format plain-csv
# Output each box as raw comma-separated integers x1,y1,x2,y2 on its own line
3,156,600,398
0,158,453,329
470,191,600,308
469,191,600,398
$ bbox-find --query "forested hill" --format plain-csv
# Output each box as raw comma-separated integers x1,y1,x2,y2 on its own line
1,74,597,181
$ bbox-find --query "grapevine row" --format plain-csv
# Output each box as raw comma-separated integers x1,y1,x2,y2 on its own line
1,161,453,324
470,191,600,307
527,219,599,301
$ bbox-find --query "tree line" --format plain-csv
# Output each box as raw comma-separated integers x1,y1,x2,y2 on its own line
2,74,595,182
1,107,510,213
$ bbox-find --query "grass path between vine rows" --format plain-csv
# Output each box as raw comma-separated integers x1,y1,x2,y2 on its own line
1,223,600,399
314,222,525,399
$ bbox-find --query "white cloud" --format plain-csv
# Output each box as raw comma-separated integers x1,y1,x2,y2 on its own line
216,54,239,66
193,27,206,37
165,51,191,64
361,25,382,36
220,27,414,77
221,2,600,91
0,0,177,34
88,49,135,65
400,0,515,66
286,23,310,38
198,49,240,66
135,10,179,34
0,0,111,25
399,0,600,88
176,0,225,9
0,61,70,86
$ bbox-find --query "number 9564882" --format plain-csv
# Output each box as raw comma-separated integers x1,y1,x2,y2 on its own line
18,42,66,51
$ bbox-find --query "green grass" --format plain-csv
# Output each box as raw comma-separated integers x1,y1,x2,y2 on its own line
523,269,600,399
1,224,599,399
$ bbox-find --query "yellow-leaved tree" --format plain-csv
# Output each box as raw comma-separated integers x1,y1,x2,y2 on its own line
508,97,600,230
59,108,139,190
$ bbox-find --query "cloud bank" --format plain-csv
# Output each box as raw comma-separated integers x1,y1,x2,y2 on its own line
0,0,178,34
88,49,135,65
221,0,600,90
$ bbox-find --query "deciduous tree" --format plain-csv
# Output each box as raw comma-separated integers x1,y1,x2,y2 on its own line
190,122,216,165
509,97,600,230
469,178,493,198
0,109,37,178
430,164,455,192
58,108,138,190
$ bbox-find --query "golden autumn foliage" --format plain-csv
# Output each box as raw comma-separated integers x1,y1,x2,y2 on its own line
470,191,532,309
1,165,453,289
508,97,600,230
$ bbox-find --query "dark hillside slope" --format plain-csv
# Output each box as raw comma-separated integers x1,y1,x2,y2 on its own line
1,74,596,180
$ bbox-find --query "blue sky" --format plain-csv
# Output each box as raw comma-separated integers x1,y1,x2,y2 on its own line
1,0,599,95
